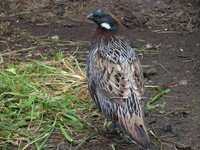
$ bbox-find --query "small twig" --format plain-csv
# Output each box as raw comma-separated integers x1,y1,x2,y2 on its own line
152,30,181,34
158,63,172,75
0,47,37,56
75,130,99,150
149,129,188,150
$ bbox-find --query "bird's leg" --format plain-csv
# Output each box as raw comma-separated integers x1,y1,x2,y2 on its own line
106,120,117,133
110,120,117,130
118,132,131,143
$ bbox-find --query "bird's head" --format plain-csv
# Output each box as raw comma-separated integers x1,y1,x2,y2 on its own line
87,9,119,31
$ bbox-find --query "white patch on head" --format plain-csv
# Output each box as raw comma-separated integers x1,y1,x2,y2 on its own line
97,9,103,13
100,23,111,29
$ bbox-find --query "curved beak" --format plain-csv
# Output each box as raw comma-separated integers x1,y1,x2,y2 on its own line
87,13,94,20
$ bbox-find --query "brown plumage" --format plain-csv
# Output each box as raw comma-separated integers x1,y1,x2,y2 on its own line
86,9,150,149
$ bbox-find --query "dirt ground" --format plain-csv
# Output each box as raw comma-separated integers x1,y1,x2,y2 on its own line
1,0,200,150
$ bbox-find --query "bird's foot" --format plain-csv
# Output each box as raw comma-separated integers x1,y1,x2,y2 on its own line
118,132,131,143
105,120,120,133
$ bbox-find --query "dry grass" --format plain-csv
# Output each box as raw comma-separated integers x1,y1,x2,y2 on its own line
0,56,97,149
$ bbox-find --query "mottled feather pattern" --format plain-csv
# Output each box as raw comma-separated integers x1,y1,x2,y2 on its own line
98,36,135,64
118,107,150,149
130,58,144,99
87,34,144,118
87,9,150,150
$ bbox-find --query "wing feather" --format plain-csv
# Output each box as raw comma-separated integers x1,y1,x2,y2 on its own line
87,37,144,106
87,28,149,150
94,51,144,101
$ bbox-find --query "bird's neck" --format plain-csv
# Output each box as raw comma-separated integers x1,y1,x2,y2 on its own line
92,27,118,44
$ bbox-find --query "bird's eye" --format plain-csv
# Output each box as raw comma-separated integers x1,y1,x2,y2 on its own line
95,15,102,19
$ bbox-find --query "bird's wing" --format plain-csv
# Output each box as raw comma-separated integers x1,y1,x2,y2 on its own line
87,39,150,149
93,50,144,102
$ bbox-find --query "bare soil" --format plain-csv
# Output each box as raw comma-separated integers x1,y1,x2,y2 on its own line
0,0,200,150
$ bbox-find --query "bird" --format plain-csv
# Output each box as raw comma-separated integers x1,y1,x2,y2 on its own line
86,9,150,150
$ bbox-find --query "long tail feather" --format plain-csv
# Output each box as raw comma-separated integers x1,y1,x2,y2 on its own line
118,111,150,150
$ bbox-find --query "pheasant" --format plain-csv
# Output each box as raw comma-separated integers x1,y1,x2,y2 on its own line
86,9,150,150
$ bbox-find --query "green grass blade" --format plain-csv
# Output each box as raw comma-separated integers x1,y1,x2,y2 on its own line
23,95,36,108
59,124,73,142
39,119,57,149
147,88,170,109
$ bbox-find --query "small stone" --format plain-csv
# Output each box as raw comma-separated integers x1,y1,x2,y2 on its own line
179,80,188,86
145,68,157,77
176,11,184,18
51,35,59,41
163,124,173,133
